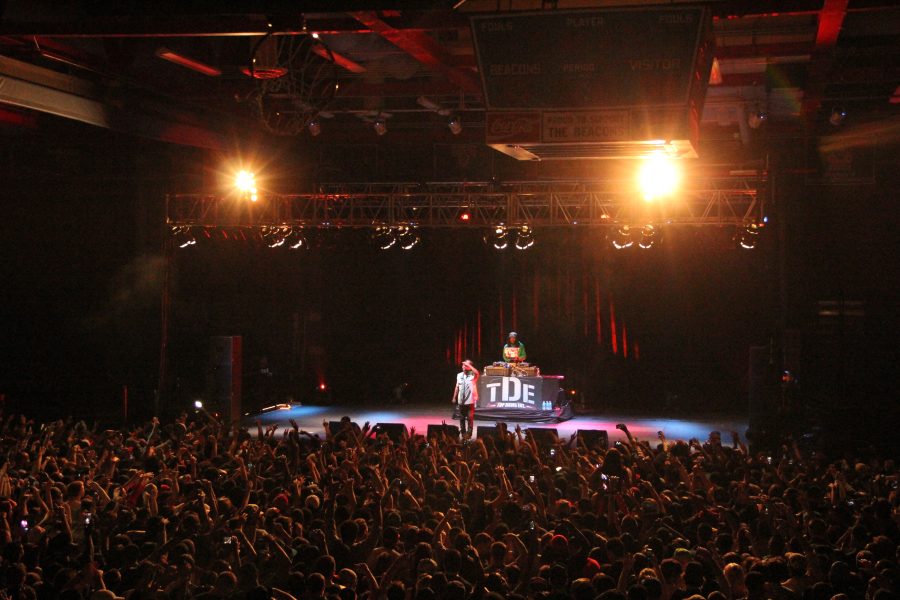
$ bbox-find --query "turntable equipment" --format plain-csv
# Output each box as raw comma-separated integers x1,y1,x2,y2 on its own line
510,365,539,377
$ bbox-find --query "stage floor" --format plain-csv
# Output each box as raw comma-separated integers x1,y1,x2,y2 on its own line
248,403,747,444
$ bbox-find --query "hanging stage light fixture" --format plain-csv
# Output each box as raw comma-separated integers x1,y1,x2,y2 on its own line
373,116,387,136
285,227,308,250
261,226,287,248
748,110,767,130
515,225,534,250
638,225,658,249
829,106,847,126
611,225,633,250
735,224,760,249
371,226,397,250
172,226,196,249
448,115,462,135
637,154,681,201
396,226,420,250
484,225,510,250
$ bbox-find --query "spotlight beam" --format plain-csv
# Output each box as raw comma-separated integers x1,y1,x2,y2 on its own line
637,155,681,202
234,169,258,201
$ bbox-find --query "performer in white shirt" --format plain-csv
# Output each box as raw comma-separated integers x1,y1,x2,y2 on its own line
451,359,480,439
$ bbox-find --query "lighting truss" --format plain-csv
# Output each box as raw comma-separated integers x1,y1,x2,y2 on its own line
167,177,765,229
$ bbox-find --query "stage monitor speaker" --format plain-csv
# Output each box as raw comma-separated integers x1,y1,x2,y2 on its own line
476,425,501,440
526,427,559,448
427,423,460,439
372,423,407,443
207,336,242,423
577,429,609,450
329,421,360,437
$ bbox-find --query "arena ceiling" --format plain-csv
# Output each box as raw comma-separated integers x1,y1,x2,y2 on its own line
0,0,897,166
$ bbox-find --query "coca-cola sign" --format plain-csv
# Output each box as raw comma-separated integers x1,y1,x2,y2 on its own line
485,112,541,144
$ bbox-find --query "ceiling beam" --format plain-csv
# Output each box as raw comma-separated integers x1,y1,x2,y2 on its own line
714,42,813,59
311,44,366,74
713,72,769,87
0,15,289,38
336,79,482,99
804,0,850,115
0,11,470,38
814,0,850,49
349,11,481,94
0,55,226,149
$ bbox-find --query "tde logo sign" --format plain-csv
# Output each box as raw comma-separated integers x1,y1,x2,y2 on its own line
485,377,537,408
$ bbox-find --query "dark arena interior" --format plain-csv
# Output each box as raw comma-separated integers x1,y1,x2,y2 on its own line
0,1,899,599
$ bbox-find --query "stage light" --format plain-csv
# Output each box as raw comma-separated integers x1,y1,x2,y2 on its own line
261,226,287,248
638,225,658,249
172,226,196,249
515,225,534,250
235,169,259,201
637,154,681,201
748,110,767,129
373,117,387,136
308,118,322,137
460,212,470,221
735,224,760,249
829,106,846,126
448,115,462,135
397,226,420,250
372,226,396,250
286,228,308,250
611,226,633,250
235,170,256,193
193,400,203,409
485,225,510,250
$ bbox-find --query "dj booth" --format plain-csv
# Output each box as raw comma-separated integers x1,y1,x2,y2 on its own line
474,364,573,423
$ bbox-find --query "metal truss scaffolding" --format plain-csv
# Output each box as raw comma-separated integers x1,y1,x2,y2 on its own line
166,178,765,229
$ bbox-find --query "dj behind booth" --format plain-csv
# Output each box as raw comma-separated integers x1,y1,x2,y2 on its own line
475,332,573,423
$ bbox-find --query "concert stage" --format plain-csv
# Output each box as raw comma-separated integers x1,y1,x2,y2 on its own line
248,403,747,443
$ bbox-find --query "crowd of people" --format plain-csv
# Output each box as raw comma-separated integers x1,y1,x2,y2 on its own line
0,410,895,600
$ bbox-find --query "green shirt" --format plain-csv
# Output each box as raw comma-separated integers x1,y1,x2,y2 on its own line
502,342,527,362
